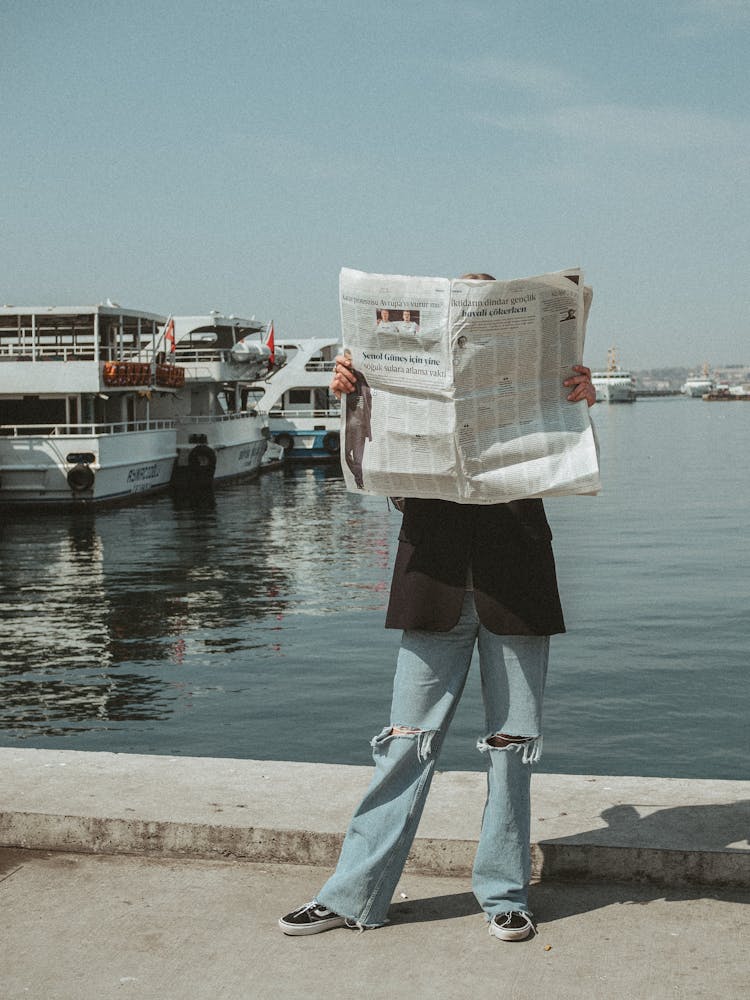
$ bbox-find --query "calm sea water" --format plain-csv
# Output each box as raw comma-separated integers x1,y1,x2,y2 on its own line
0,398,747,780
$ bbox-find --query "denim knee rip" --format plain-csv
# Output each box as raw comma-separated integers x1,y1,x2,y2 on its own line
371,725,437,763
477,733,543,764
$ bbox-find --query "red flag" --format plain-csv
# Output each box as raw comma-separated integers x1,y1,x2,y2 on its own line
265,320,275,366
164,315,176,355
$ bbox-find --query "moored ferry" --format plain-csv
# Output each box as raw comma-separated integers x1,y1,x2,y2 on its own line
150,313,286,486
248,337,341,460
0,305,180,506
591,347,637,403
682,363,715,398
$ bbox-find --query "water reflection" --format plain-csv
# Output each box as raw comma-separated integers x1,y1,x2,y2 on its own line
0,466,397,740
2,403,748,778
2,676,171,737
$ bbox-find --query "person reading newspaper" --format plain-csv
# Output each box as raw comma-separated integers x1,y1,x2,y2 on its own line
279,273,596,943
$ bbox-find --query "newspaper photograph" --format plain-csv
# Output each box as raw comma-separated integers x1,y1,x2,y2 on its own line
339,267,601,504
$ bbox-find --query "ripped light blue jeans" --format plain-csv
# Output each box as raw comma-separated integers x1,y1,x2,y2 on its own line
316,592,549,928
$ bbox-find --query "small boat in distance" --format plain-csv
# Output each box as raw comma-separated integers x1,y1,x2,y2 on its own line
248,337,341,460
591,347,636,403
0,304,179,506
682,363,715,398
702,385,750,401
149,313,286,486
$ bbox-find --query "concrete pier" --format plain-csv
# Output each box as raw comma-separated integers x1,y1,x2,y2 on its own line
1,748,748,887
0,748,748,999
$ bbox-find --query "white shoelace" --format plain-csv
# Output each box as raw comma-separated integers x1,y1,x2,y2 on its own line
489,911,535,936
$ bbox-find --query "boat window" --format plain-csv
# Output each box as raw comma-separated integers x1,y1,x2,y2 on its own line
313,389,329,410
243,388,264,408
288,389,311,405
2,397,67,426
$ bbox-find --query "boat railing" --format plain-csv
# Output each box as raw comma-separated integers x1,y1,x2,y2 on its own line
0,420,176,437
179,411,263,424
175,348,236,364
0,344,97,362
268,407,340,418
0,344,156,363
303,360,336,372
177,363,270,385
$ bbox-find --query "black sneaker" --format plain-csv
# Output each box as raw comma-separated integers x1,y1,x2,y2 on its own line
278,901,348,936
488,911,536,941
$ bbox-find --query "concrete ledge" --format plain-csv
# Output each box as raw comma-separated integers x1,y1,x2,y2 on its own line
1,748,748,888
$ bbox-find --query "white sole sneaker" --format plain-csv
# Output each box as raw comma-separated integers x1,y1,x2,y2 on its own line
278,902,348,936
488,911,535,941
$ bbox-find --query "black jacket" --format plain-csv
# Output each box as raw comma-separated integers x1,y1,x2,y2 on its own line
385,497,565,636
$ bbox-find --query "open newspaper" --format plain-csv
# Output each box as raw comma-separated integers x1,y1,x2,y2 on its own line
338,267,600,504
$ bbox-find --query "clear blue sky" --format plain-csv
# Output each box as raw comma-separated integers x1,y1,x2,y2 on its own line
3,0,748,368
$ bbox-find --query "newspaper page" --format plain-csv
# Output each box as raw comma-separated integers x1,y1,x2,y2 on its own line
339,267,600,504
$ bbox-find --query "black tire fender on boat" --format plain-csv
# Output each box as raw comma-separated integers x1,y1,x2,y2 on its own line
322,431,340,454
187,444,217,476
276,433,294,452
67,463,95,492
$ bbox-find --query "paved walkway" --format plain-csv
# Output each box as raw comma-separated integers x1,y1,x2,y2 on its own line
1,749,748,998
1,849,748,1000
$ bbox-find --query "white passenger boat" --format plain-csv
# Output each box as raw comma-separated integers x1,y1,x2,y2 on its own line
0,305,179,506
591,348,637,403
248,337,341,460
150,313,286,486
682,364,715,398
